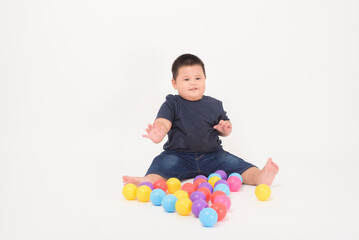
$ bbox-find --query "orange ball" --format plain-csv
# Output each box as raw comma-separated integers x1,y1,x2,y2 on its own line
193,178,207,189
197,187,211,202
153,179,167,192
210,202,227,221
181,182,197,191
181,186,195,197
210,190,226,203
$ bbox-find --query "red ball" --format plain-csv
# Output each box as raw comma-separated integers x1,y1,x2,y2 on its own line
181,182,197,191
181,186,195,196
197,187,211,202
153,179,167,192
210,190,226,203
210,202,227,221
193,178,207,189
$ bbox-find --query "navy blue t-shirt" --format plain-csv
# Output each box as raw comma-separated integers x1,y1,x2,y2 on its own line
156,94,229,153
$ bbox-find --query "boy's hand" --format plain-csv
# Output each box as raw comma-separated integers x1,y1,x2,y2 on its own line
213,120,232,137
142,122,166,143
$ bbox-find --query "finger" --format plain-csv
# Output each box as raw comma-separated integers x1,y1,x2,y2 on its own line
145,128,150,133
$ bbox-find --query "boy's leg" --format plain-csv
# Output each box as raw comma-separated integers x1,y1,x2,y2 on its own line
122,174,166,186
123,150,196,186
203,149,279,186
241,158,279,186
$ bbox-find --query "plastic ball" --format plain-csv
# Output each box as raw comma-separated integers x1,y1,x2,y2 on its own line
208,176,221,188
198,182,213,193
227,176,242,192
136,185,152,202
153,179,168,192
208,173,222,180
214,179,230,188
162,194,178,212
175,198,193,216
181,186,195,197
199,208,218,227
197,187,211,202
190,191,207,202
213,194,231,210
181,182,197,191
150,188,166,206
210,190,226,203
229,172,243,183
255,184,271,201
194,175,208,182
193,178,207,188
139,181,154,190
210,202,227,221
214,183,230,196
215,170,228,180
122,183,137,200
191,200,208,218
174,190,189,199
167,178,181,194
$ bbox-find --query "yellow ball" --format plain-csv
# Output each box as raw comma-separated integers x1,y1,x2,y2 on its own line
208,176,221,188
167,178,181,194
255,184,271,201
122,183,137,200
174,190,189,199
175,198,193,216
136,185,152,202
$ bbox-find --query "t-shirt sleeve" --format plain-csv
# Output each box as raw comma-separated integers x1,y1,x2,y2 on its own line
156,95,176,122
220,101,230,121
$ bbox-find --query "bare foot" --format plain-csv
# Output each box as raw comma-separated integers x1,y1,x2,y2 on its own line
122,176,147,186
257,158,279,186
122,174,166,186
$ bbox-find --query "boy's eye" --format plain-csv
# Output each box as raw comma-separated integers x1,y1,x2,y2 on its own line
184,78,189,81
196,78,201,80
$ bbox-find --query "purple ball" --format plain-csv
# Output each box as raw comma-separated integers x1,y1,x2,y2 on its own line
190,191,206,202
215,170,228,180
214,179,230,188
191,200,208,218
139,181,154,190
198,182,213,193
194,175,208,182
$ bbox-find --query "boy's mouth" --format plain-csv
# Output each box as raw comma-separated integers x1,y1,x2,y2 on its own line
189,88,198,91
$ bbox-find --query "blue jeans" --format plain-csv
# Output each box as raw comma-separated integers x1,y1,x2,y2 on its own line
145,148,257,180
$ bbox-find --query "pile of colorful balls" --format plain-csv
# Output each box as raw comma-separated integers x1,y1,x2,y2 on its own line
122,170,271,227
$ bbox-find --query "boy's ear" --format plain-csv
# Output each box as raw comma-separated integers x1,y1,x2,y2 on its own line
171,79,177,89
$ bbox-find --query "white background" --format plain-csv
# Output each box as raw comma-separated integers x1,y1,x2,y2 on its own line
1,0,358,239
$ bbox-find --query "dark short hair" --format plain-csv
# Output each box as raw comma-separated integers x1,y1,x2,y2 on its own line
171,53,206,80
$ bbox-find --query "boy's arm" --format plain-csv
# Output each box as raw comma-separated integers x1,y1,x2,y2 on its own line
213,120,232,137
142,118,172,143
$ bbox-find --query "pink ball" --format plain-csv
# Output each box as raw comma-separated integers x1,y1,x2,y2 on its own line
227,176,242,192
213,194,231,210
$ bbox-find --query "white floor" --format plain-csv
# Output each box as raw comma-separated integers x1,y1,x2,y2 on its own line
1,138,358,240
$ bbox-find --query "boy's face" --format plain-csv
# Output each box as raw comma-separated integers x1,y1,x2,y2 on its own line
172,65,206,101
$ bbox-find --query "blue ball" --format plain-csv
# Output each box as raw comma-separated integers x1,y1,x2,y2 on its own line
199,208,218,227
229,172,243,183
161,194,177,213
214,183,230,196
150,189,166,206
208,173,222,180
